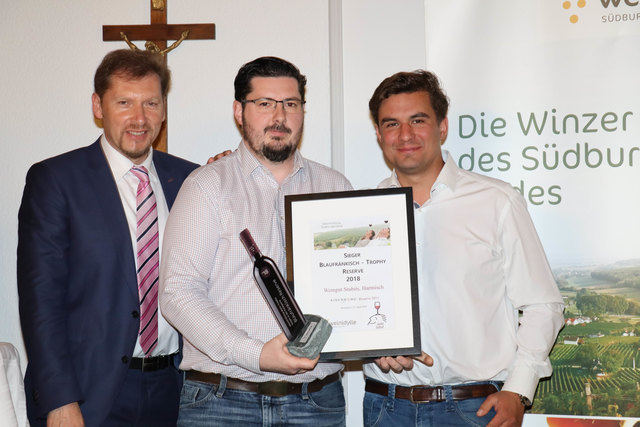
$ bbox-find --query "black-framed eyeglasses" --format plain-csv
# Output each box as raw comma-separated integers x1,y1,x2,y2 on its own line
242,97,305,114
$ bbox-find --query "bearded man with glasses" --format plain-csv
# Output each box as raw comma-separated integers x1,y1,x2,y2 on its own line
159,56,352,426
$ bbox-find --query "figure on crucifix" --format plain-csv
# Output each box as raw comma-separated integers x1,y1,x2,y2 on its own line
120,30,189,56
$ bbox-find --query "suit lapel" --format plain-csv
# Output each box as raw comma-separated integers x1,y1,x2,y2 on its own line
153,151,182,210
86,140,139,300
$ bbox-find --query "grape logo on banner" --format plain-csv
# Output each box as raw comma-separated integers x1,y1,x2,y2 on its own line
562,0,586,24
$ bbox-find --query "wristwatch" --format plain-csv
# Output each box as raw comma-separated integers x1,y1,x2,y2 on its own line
517,394,532,408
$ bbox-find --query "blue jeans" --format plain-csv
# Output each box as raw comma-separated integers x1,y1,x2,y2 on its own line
177,375,345,427
363,380,500,427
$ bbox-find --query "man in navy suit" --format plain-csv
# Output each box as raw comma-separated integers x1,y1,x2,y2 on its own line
17,49,197,426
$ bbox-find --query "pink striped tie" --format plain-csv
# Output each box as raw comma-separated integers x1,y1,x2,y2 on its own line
131,166,159,357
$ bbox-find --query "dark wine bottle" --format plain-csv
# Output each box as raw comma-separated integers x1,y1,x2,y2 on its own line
239,228,306,341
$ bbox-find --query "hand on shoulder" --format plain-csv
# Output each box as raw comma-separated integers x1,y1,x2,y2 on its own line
207,149,234,164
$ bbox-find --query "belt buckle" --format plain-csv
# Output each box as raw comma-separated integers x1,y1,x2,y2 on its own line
140,357,156,372
257,381,289,397
409,386,443,404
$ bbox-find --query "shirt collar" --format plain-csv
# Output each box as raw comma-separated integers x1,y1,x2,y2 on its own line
432,150,459,194
100,135,155,181
236,140,306,183
385,171,402,188
384,150,460,199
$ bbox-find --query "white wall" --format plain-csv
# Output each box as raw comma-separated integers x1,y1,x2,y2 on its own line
0,0,426,425
341,0,427,190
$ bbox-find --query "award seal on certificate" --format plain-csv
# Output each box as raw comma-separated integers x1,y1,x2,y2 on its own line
239,228,332,359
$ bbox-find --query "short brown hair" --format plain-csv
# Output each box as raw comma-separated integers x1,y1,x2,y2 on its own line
369,70,449,125
94,49,170,98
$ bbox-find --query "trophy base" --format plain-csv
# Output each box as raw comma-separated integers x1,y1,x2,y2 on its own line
286,314,332,359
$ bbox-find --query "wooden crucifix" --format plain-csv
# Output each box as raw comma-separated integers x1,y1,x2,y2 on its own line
103,0,215,152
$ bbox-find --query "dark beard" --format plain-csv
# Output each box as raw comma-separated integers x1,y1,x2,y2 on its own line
241,119,301,163
261,142,297,162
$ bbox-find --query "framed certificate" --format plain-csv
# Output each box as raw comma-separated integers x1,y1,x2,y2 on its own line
285,187,421,361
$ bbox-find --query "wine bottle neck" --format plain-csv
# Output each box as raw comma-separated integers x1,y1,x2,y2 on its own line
240,228,263,261
248,246,262,261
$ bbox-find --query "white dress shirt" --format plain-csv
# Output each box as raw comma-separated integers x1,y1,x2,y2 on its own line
0,343,27,427
363,151,564,401
100,137,179,357
160,141,353,382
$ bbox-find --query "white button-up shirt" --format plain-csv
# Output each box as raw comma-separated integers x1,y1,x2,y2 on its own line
363,151,564,401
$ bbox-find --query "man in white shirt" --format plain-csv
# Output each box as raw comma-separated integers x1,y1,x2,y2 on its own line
160,56,352,426
361,70,565,426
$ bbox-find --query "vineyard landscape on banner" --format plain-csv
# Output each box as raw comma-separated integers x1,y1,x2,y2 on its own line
532,263,640,416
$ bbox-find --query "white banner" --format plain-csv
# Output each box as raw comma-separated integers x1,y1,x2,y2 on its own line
425,0,640,422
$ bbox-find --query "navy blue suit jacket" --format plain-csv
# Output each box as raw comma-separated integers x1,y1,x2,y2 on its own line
17,140,198,426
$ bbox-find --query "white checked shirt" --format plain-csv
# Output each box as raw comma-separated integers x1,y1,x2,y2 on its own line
160,141,352,382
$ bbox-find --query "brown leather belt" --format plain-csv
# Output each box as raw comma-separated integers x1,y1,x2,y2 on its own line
186,371,341,397
365,379,501,404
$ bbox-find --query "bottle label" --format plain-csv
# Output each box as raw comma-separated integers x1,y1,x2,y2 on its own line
240,228,306,340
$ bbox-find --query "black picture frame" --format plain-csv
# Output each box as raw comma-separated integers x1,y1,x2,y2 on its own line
285,187,421,361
